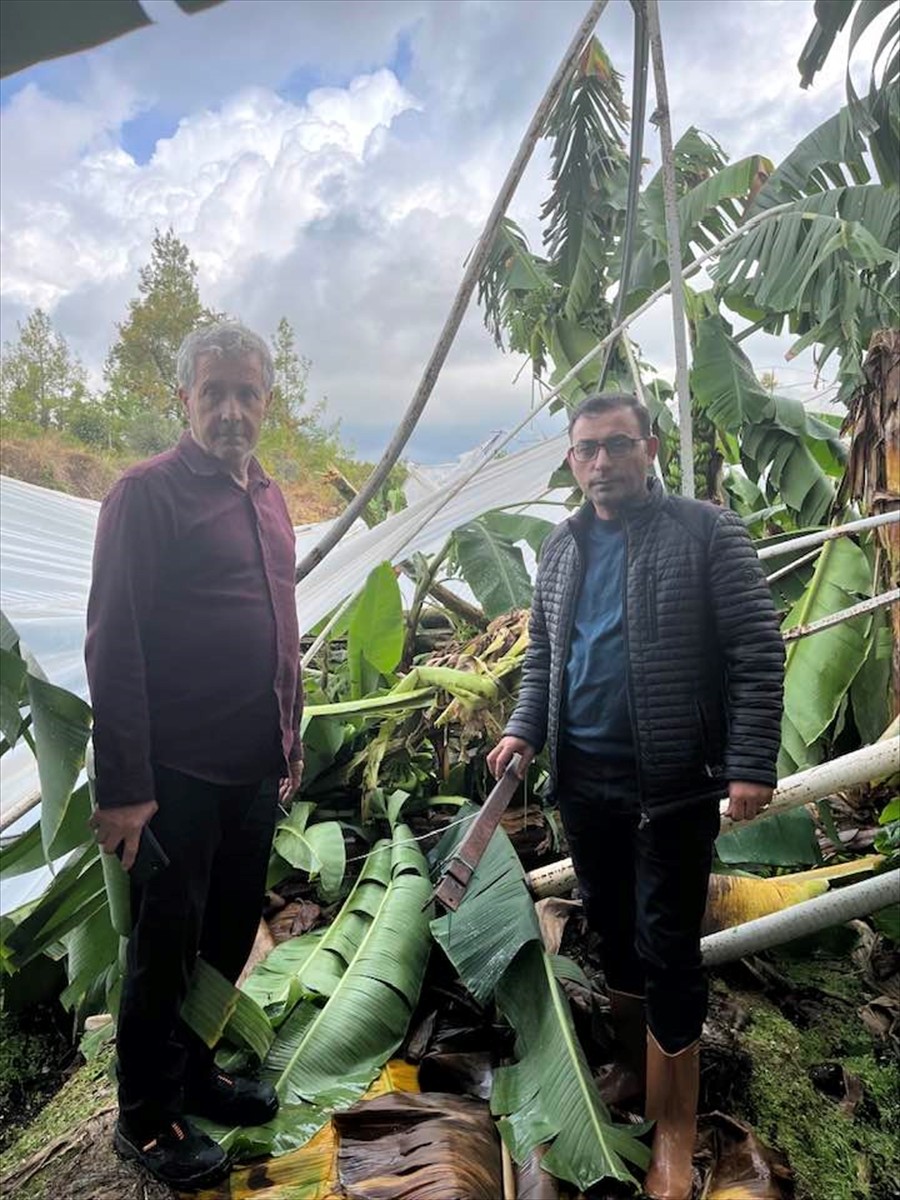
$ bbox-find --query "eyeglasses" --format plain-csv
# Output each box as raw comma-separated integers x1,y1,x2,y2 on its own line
569,435,645,463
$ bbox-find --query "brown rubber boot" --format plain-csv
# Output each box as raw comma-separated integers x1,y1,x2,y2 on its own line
643,1033,699,1200
596,990,646,1108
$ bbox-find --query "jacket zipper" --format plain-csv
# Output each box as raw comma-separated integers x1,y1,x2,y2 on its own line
621,519,650,828
552,540,583,794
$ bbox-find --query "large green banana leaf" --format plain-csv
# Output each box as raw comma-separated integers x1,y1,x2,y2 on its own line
714,185,899,398
347,562,404,699
2,844,106,970
196,828,433,1159
431,817,649,1191
690,314,843,526
493,941,650,1190
779,536,874,775
748,103,871,213
629,151,775,299
182,957,274,1063
262,828,431,1108
452,518,535,620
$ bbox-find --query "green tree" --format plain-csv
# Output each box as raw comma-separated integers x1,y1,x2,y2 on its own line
104,228,216,424
268,316,310,429
0,308,88,430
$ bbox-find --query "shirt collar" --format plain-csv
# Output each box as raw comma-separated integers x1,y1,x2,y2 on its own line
176,432,270,487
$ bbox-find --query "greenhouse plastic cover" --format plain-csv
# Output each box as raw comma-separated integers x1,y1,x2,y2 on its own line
0,432,568,912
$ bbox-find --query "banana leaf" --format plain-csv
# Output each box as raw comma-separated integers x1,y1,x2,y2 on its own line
272,802,346,901
199,831,432,1160
27,672,92,859
3,844,107,970
347,562,403,698
59,904,120,1013
182,957,275,1062
0,646,27,746
492,941,650,1190
335,1091,503,1200
263,827,431,1108
194,1062,420,1200
779,536,874,774
430,817,649,1191
452,518,535,620
0,820,46,879
431,819,542,1005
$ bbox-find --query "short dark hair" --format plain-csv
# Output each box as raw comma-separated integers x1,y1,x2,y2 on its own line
567,392,652,439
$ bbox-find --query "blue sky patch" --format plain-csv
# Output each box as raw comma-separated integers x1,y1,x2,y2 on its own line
119,107,181,165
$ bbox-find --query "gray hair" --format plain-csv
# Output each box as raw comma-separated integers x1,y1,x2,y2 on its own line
176,321,274,393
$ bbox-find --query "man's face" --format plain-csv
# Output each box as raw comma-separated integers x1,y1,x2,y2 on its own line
180,351,268,476
567,407,659,518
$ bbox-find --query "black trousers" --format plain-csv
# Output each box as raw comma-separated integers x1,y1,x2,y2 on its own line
557,745,719,1054
116,765,279,1135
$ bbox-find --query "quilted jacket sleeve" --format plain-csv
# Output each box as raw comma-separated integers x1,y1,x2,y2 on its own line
709,509,785,786
503,574,552,752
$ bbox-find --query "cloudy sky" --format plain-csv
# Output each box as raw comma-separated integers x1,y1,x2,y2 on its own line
0,0,861,463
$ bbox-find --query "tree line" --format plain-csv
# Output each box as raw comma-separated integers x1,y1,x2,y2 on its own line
0,228,316,457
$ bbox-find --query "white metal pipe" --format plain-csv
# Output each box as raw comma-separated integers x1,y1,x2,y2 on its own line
527,738,900,898
782,589,899,643
756,511,900,561
766,547,821,584
701,869,900,966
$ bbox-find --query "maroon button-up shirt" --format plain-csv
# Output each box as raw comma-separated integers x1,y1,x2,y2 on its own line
85,434,302,809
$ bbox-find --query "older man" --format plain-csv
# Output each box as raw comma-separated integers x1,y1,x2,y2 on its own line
86,321,303,1190
488,392,784,1200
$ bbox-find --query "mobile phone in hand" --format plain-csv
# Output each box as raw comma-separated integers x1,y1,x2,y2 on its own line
116,825,170,886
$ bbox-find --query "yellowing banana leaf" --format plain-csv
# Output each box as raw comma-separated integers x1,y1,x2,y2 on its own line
334,1091,503,1200
195,1061,419,1200
430,817,649,1191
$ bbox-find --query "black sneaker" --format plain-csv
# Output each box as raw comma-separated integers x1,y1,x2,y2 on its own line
114,1116,229,1190
186,1068,279,1127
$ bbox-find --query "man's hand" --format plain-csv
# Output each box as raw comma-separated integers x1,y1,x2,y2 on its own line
486,736,535,781
89,800,158,872
279,760,304,808
724,781,773,823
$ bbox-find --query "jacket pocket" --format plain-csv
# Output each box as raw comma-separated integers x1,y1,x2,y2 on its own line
696,699,724,778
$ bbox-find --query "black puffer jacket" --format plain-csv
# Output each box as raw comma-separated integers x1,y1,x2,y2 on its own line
505,479,785,819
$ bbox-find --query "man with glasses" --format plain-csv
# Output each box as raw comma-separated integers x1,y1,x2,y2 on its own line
488,392,784,1200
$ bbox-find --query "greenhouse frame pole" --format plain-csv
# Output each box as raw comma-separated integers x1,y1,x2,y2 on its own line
645,0,695,498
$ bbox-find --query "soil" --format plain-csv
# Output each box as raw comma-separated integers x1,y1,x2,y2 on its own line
0,1003,77,1156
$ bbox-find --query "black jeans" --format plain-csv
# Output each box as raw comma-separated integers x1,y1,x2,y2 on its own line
557,744,719,1054
116,765,279,1136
